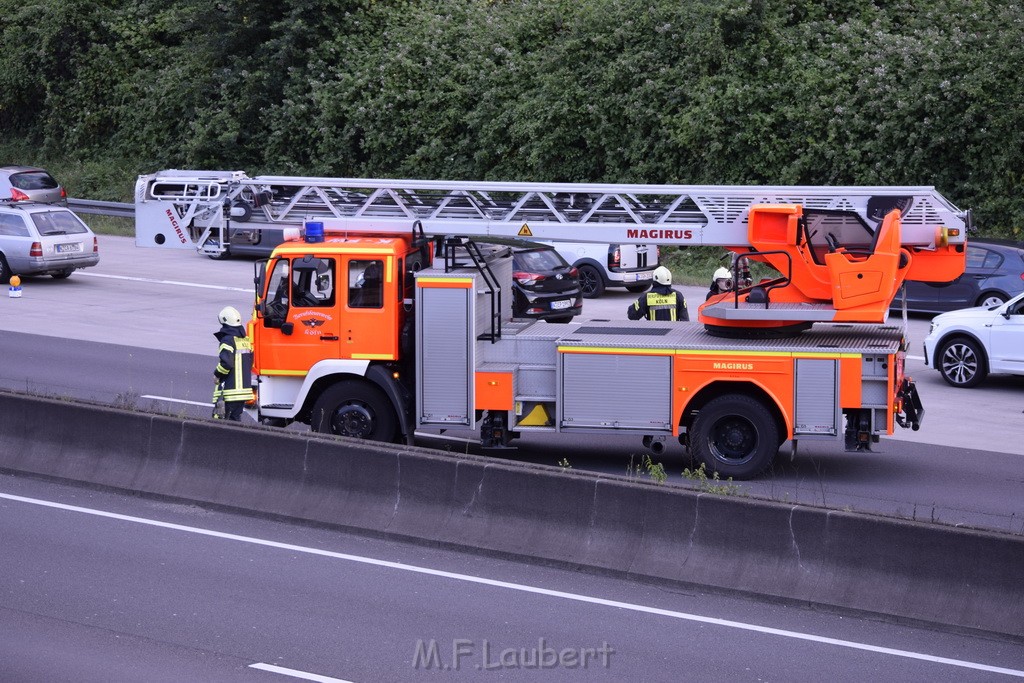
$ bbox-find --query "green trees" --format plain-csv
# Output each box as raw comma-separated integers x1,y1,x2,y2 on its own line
1,0,1020,235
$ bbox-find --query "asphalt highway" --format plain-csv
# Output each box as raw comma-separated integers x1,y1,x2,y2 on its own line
2,474,1023,683
1,235,1024,681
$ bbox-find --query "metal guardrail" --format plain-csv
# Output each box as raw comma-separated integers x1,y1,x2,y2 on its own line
68,198,135,219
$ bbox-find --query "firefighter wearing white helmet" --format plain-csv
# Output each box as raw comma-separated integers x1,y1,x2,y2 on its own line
213,305,254,421
707,266,734,300
627,266,689,322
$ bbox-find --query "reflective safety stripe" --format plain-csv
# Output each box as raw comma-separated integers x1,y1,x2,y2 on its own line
645,292,680,321
214,334,255,402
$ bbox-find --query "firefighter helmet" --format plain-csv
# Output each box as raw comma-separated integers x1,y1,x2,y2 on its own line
653,266,672,286
218,306,242,326
713,267,731,281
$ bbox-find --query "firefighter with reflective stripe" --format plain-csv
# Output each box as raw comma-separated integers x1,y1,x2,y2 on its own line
213,306,254,421
627,266,689,322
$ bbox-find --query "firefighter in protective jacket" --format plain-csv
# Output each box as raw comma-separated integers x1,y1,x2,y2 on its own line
213,306,254,421
627,266,689,321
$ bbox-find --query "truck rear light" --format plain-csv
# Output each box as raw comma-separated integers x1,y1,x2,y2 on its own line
10,188,29,201
30,242,43,257
93,236,99,253
514,271,545,286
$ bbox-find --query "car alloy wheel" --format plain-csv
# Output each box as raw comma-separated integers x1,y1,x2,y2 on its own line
938,337,986,388
976,293,1007,308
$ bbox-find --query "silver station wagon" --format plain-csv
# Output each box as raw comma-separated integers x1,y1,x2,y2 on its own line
0,202,99,282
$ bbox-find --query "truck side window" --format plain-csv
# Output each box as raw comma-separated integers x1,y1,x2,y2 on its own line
291,257,336,307
349,259,383,309
266,258,291,315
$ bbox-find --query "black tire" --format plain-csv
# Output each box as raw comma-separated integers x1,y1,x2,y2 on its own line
937,336,987,388
690,395,780,479
975,292,1007,308
0,254,10,285
577,264,605,298
207,243,232,261
51,269,73,280
625,283,651,294
311,380,398,442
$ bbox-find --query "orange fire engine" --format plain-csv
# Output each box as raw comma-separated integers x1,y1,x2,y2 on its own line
135,174,969,478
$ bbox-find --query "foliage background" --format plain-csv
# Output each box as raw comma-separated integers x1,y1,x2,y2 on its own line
0,0,1021,237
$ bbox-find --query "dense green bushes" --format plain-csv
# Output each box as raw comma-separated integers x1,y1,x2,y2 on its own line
1,0,1021,236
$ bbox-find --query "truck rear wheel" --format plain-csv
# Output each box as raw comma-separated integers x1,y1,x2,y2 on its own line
311,381,398,443
690,395,779,479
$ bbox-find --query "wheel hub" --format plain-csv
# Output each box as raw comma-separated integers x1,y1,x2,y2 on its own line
331,403,374,438
709,417,756,463
943,344,977,384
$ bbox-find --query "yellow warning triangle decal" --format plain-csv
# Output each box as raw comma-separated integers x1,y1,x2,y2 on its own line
518,223,533,237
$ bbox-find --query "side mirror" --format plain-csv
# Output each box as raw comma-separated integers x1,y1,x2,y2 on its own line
263,317,293,334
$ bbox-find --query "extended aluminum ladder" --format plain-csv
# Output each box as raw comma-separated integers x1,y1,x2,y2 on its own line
134,170,970,255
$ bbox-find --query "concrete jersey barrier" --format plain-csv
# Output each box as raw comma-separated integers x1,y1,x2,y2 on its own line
0,390,1020,638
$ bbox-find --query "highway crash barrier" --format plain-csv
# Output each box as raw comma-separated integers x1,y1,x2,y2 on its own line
0,390,1020,638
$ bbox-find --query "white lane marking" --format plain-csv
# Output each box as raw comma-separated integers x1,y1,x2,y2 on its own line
1,491,1022,679
78,271,250,292
249,663,353,683
141,395,211,408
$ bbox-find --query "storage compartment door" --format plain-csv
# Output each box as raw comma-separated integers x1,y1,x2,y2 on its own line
794,358,838,435
560,353,672,430
417,286,472,426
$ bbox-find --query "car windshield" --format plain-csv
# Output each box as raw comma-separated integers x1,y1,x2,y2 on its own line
10,171,59,190
31,211,88,235
514,249,566,271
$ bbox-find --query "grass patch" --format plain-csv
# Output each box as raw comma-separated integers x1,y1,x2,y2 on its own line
85,215,134,237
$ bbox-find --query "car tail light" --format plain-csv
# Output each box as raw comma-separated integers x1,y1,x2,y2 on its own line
514,271,546,286
93,236,99,253
608,245,621,269
569,267,578,278
30,242,43,257
60,187,68,199
10,188,29,201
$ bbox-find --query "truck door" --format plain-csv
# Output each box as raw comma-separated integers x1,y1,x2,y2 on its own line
258,255,342,372
342,256,398,360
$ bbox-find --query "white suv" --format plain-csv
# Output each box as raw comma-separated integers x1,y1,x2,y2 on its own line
537,241,659,298
923,291,1024,387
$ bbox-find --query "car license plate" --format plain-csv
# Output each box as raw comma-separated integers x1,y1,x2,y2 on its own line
551,299,572,310
56,243,82,253
635,271,653,281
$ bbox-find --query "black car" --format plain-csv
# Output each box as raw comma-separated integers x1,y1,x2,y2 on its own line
896,238,1024,313
511,245,582,323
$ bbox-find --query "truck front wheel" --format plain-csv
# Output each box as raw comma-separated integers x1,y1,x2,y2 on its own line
311,381,398,443
690,395,779,479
